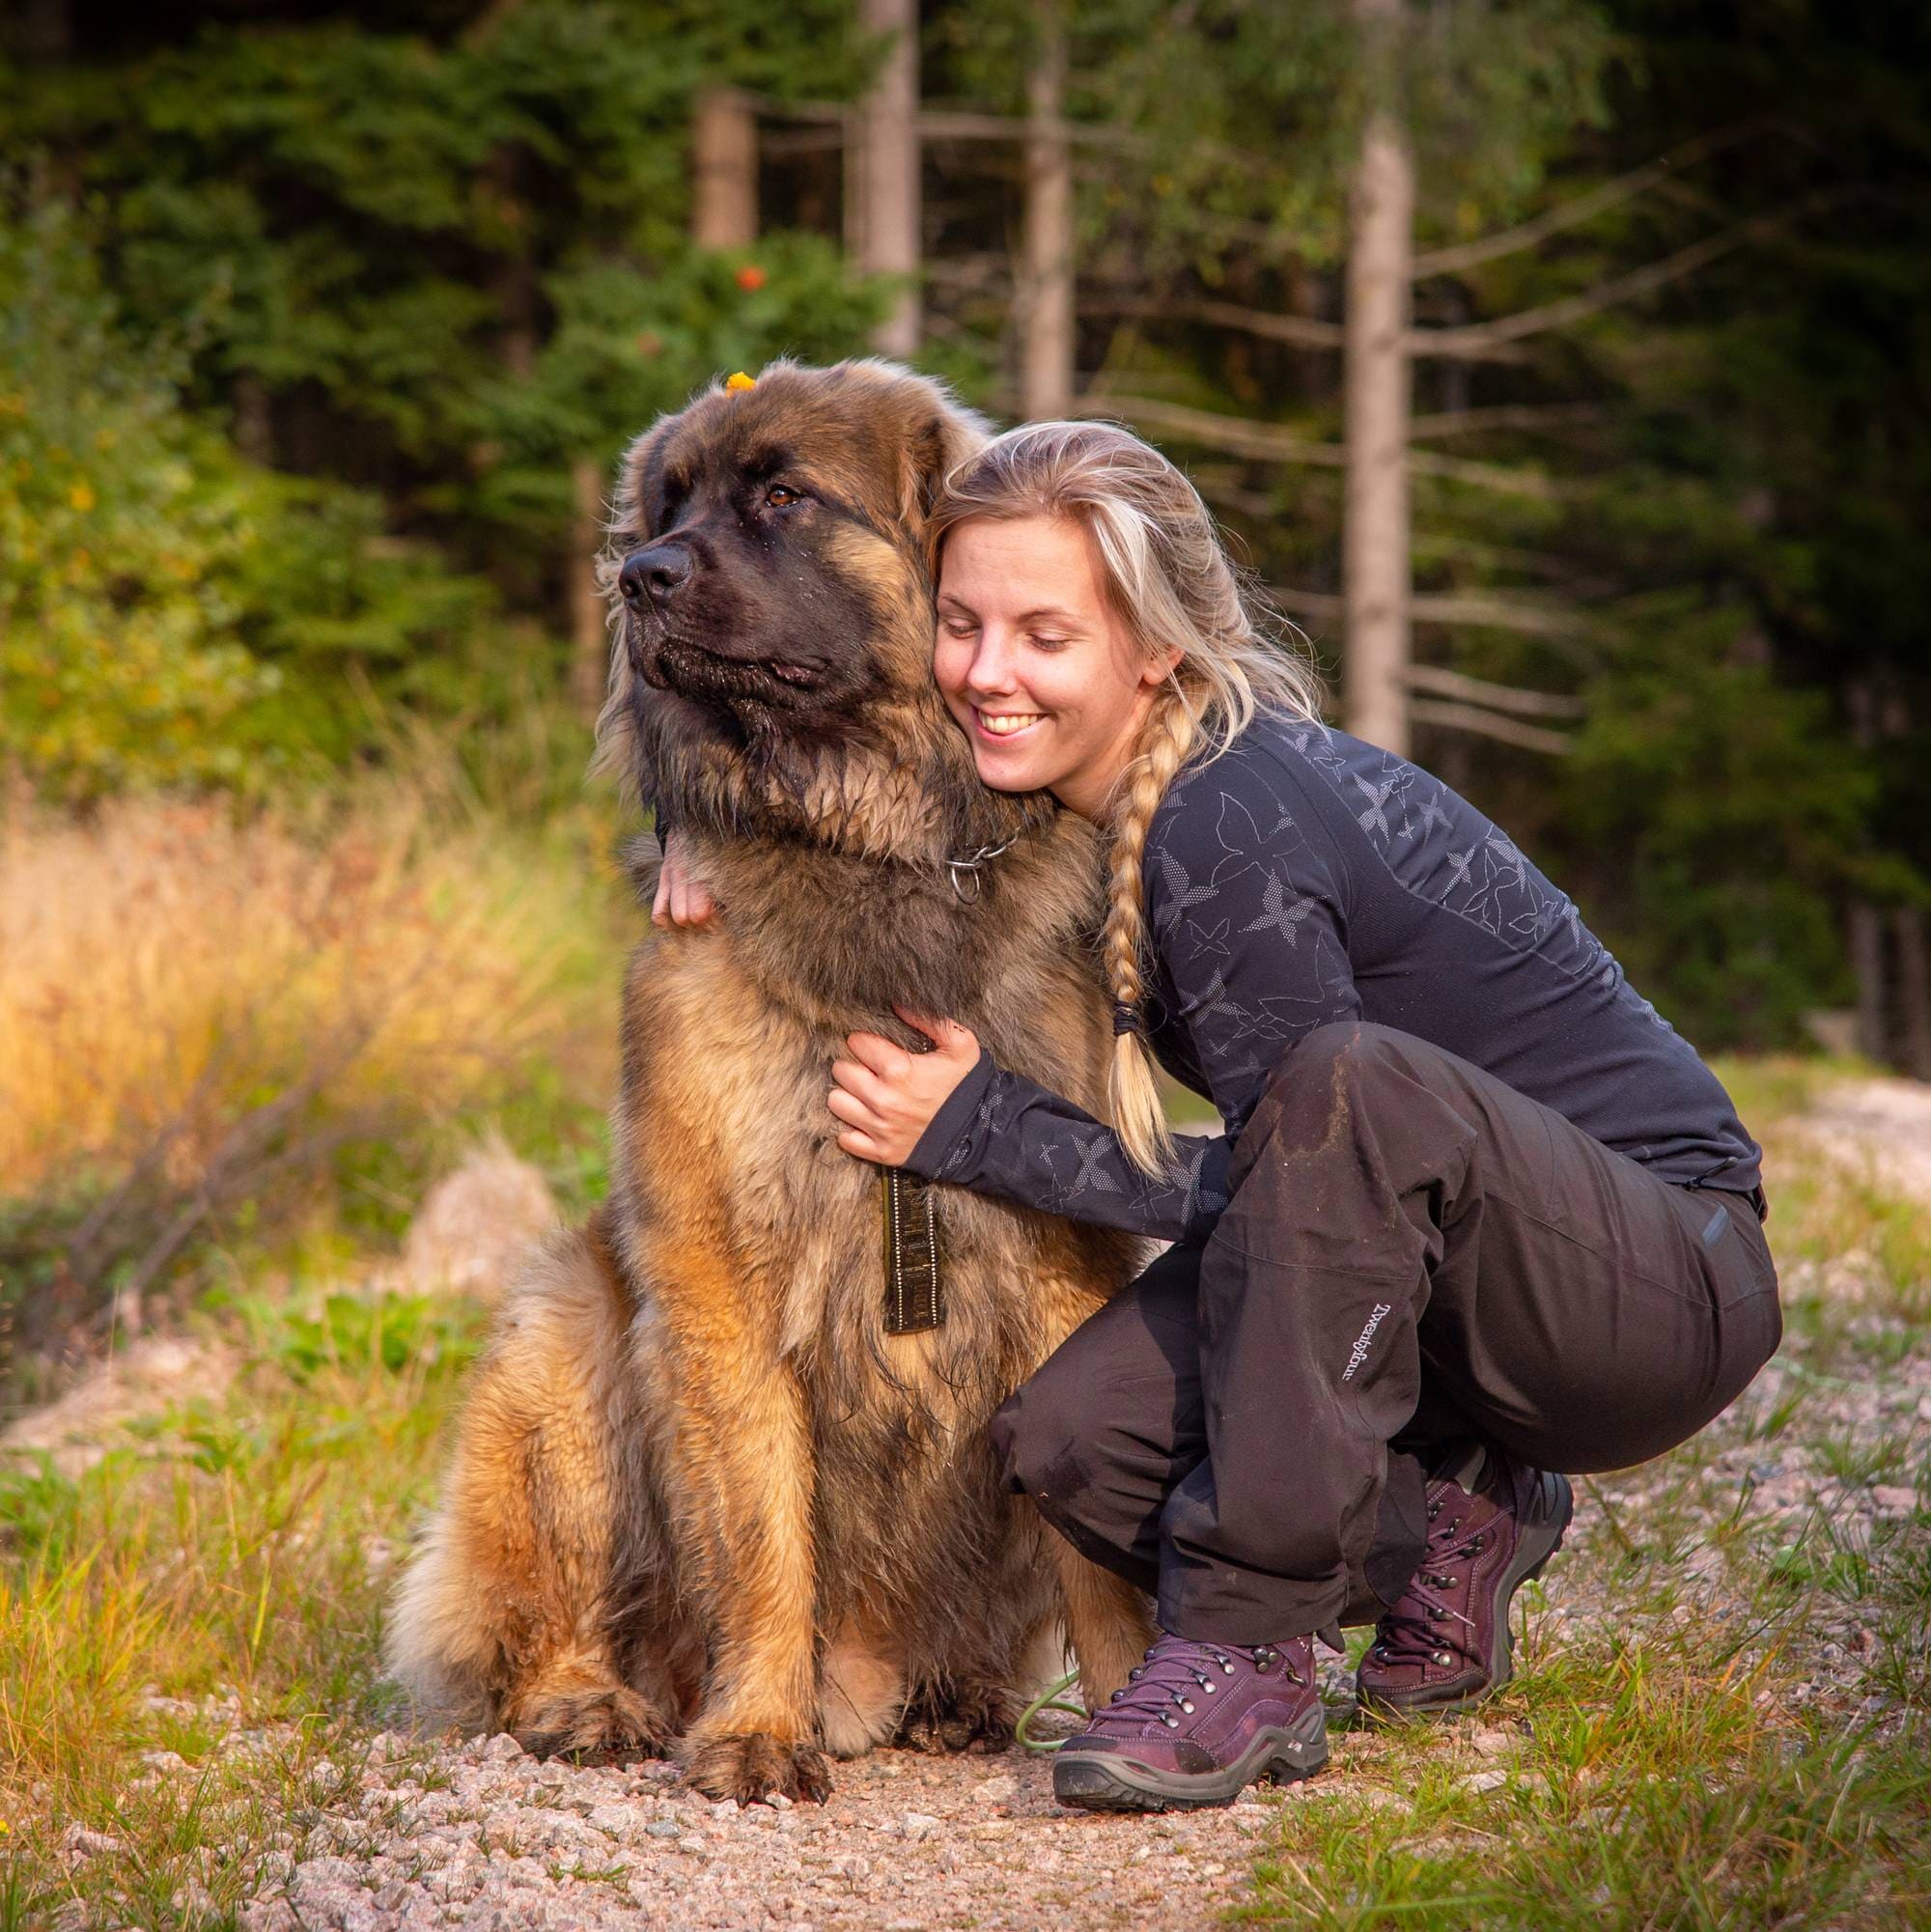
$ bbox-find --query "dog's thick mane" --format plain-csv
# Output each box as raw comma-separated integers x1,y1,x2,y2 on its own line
620,677,1053,871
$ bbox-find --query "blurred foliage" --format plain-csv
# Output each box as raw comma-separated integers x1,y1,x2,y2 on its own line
0,197,501,795
0,0,1926,1058
0,789,620,1381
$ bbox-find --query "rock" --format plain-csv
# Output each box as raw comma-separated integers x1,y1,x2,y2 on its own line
62,1826,125,1861
1457,1769,1508,1795
900,1811,941,1840
403,1135,557,1302
480,1733,524,1763
644,1819,681,1839
1869,1485,1917,1514
1,1335,238,1478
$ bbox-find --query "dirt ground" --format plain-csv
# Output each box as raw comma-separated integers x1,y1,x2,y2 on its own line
22,1076,1931,1931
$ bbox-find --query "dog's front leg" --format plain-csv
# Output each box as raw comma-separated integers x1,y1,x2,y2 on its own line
1052,1538,1158,1715
661,1309,829,1805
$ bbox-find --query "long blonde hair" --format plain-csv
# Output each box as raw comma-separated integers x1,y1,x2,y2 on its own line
928,419,1326,1176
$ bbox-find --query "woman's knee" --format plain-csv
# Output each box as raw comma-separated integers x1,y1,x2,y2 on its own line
1260,1021,1419,1111
990,1360,1124,1507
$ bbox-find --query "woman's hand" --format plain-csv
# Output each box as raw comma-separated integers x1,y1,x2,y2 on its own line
652,830,718,928
829,1005,981,1165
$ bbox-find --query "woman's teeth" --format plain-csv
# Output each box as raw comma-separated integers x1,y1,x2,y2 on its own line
978,712,1043,737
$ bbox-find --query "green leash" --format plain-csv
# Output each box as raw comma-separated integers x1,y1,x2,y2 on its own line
1015,1668,1086,1753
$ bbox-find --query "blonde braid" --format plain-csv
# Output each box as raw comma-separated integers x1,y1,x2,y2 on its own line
1104,684,1201,1176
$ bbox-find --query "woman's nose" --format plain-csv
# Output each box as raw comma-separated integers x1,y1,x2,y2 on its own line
964,632,1021,696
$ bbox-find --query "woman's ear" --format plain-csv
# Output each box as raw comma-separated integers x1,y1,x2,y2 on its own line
1139,643,1187,688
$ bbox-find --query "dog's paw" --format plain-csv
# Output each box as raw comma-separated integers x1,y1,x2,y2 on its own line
506,1684,671,1766
682,1729,832,1805
895,1684,1020,1755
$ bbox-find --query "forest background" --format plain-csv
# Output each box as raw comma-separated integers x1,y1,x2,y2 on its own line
3,0,1930,1340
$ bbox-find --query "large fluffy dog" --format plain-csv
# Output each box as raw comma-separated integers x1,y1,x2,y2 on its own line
387,359,1154,1804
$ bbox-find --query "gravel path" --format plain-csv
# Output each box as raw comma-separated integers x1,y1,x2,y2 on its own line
221,1331,1926,1932
236,1725,1300,1932
1791,1074,1931,1203
31,1076,1931,1930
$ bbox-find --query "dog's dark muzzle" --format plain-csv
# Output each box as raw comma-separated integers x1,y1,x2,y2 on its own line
633,622,826,707
618,541,694,610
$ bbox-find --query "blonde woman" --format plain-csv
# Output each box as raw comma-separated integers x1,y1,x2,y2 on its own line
661,420,1779,1814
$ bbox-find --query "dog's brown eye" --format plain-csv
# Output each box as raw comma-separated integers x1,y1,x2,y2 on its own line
765,482,803,509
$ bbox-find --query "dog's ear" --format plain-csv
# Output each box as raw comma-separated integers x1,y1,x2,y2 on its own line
590,417,677,796
898,397,989,545
612,418,672,550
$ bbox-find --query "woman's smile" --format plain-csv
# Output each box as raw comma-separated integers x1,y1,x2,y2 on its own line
973,708,1047,739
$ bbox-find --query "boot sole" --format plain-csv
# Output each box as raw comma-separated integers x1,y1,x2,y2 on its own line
1052,1705,1329,1813
1358,1470,1575,1720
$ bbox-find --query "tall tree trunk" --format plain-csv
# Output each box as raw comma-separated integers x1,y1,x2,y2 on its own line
856,0,921,358
1342,0,1414,757
1019,6,1074,420
232,372,273,466
570,459,611,719
1879,681,1931,1078
1846,678,1889,1061
693,87,758,249
17,0,73,58
1894,908,1931,1080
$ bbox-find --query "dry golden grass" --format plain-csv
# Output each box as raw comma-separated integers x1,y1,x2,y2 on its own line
0,790,621,1337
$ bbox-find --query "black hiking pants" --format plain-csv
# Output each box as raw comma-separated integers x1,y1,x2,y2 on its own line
990,1022,1781,1643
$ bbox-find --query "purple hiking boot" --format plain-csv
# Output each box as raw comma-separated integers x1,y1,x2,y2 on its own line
1357,1442,1574,1718
1051,1632,1328,1812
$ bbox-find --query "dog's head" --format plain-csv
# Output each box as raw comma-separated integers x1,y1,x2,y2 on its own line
596,359,1016,856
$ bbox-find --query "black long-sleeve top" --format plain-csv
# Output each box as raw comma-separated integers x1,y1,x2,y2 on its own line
902,714,1762,1244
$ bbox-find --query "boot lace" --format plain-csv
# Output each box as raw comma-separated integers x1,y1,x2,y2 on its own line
1369,1482,1488,1673
1085,1633,1303,1733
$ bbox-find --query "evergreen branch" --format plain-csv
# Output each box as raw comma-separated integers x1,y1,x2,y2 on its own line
1407,664,1587,718
1264,585,1593,644
1417,191,1851,354
1081,292,1530,364
1409,121,1777,279
1407,404,1606,440
1409,700,1574,756
1076,395,1564,497
1082,292,1346,352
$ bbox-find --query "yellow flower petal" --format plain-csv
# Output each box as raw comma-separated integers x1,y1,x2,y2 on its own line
724,371,757,392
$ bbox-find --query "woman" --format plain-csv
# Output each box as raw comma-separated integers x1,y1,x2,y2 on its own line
658,420,1780,1815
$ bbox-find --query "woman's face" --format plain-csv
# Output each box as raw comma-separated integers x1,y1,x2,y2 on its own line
934,513,1177,822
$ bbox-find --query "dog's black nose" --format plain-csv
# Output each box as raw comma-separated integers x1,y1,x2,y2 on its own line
618,543,693,606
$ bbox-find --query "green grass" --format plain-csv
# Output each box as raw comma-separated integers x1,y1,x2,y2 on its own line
1,1054,1926,1928
0,1291,484,1929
